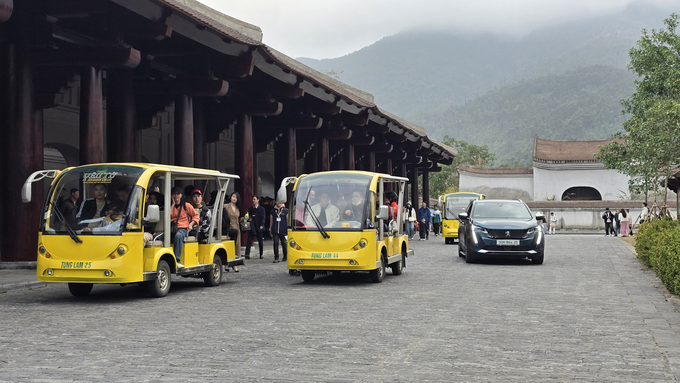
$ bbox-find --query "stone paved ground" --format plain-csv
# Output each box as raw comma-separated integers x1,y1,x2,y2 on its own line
1,235,680,382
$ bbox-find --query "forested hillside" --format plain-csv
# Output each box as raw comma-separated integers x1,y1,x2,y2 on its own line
297,3,674,165
432,66,637,165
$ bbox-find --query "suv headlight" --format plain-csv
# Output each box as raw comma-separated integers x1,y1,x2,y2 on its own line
472,225,487,233
526,226,540,235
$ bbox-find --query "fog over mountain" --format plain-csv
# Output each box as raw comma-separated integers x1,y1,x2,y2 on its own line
297,3,676,165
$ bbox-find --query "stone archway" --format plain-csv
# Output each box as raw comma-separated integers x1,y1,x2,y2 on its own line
562,186,602,201
44,142,79,169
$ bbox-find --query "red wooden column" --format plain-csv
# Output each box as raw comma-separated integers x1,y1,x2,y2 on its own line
0,42,43,262
193,98,207,170
287,127,297,176
368,152,376,172
411,166,419,207
106,69,138,162
422,170,430,205
235,114,254,205
347,144,355,170
318,137,329,171
174,94,194,167
80,66,104,164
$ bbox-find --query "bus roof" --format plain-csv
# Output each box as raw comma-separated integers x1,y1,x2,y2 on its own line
64,163,240,180
297,170,408,182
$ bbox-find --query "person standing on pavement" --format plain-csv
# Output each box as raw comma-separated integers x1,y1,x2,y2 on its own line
431,205,442,236
270,201,289,263
225,192,241,272
602,207,616,236
418,202,431,241
640,202,649,224
245,196,266,259
404,201,417,240
619,209,630,237
549,212,557,235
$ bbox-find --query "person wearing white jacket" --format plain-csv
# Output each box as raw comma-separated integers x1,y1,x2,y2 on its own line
549,212,557,235
404,201,417,240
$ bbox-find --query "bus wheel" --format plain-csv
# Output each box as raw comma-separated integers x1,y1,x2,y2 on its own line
301,270,315,282
68,283,93,297
147,260,171,298
392,251,405,276
203,255,223,287
370,256,386,283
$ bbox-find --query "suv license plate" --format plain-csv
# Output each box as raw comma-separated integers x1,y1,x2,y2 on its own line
497,239,519,246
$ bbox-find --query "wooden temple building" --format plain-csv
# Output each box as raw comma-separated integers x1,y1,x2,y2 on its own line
0,0,455,262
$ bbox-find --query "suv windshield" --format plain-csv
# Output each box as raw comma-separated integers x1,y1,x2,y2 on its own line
292,172,373,231
471,201,532,220
43,165,145,235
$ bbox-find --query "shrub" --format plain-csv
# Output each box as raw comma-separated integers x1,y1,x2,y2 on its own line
634,219,680,295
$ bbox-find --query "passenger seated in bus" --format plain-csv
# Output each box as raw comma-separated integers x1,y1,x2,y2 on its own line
169,186,198,267
148,191,164,210
306,191,340,228
61,188,80,227
82,206,124,232
189,189,212,243
77,183,113,228
342,190,364,222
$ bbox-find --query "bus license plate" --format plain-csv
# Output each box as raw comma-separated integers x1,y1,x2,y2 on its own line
497,239,519,246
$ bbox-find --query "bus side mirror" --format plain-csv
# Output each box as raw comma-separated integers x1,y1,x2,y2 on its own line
376,205,389,220
21,182,32,203
438,196,443,208
145,204,160,223
276,177,297,204
458,212,468,221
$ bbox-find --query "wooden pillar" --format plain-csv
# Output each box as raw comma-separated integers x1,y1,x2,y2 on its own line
318,137,329,171
287,127,297,177
422,170,430,205
347,144,355,170
274,136,287,188
193,98,207,170
235,114,254,206
106,69,138,162
174,94,193,167
79,66,103,165
0,42,43,262
368,152,376,172
304,144,317,174
411,166,419,207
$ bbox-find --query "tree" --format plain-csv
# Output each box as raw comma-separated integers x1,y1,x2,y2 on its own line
597,14,680,204
429,136,496,198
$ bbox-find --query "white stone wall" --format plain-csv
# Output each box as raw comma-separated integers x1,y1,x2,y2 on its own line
459,171,533,200
533,163,630,201
530,208,647,229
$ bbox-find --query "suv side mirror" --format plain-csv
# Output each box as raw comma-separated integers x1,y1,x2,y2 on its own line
145,204,160,223
458,212,468,221
376,205,389,220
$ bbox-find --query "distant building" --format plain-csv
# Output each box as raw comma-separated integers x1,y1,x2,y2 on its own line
458,136,630,201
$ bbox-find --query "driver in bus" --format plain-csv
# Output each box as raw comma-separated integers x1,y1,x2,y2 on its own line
306,191,340,228
342,190,364,222
77,183,113,228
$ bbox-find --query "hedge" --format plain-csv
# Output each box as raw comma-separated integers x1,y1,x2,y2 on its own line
634,219,680,295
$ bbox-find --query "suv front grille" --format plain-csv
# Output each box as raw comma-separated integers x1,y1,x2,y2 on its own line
486,229,528,239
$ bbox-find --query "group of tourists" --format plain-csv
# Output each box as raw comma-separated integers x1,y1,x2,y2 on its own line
403,201,443,241
602,207,633,237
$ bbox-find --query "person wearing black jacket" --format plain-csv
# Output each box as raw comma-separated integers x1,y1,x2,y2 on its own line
602,208,616,237
245,196,266,259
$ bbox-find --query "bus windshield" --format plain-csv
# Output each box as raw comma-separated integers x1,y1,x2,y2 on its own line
44,165,146,236
292,172,373,232
445,193,482,219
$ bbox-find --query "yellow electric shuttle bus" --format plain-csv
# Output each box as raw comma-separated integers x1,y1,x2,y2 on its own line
22,163,243,297
439,192,486,244
277,171,414,283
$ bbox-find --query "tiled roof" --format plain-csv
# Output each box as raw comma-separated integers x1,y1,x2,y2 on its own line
533,136,620,162
261,46,376,108
458,166,533,175
156,0,263,46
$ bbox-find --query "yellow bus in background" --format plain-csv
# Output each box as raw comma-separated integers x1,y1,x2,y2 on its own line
439,192,486,244
22,163,243,297
277,171,413,283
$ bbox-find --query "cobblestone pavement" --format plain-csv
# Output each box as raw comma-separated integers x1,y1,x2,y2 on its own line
1,235,680,382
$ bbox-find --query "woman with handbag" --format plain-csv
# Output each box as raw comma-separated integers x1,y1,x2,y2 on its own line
225,192,242,272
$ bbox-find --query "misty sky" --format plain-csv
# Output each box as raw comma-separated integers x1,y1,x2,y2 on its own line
199,0,676,59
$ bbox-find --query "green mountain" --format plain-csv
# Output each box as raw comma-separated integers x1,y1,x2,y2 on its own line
433,65,637,165
297,3,675,165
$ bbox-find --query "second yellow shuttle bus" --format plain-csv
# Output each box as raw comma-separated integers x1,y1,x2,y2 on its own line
439,192,486,244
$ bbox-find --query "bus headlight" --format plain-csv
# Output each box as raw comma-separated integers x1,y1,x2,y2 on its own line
38,246,46,254
353,239,367,250
349,260,356,265
46,269,53,275
104,270,111,277
289,239,296,248
117,246,126,255
297,259,304,265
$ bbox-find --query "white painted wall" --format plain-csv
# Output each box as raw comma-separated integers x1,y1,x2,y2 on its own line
530,208,647,229
533,164,630,201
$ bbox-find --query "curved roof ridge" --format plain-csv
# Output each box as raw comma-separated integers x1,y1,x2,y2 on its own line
533,135,620,162
157,0,263,45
